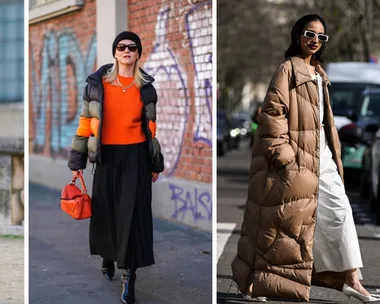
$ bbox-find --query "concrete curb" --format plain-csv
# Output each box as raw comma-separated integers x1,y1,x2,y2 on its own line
0,225,24,236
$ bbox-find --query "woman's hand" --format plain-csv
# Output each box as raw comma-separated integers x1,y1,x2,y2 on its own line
152,172,159,183
72,170,83,179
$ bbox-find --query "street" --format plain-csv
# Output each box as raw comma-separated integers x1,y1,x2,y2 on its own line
217,141,380,304
29,184,212,304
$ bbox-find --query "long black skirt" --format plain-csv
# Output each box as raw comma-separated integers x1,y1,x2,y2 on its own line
89,142,154,270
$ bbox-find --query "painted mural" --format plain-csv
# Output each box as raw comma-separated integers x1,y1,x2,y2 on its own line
30,30,97,157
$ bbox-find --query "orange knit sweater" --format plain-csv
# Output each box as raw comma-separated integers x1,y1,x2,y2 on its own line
101,75,156,145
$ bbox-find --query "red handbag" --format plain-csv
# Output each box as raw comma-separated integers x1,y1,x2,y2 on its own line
61,173,92,220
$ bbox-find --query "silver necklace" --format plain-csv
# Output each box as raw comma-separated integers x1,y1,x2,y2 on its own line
114,76,135,92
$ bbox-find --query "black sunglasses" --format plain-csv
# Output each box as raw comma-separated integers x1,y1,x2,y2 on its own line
115,43,138,52
303,30,329,42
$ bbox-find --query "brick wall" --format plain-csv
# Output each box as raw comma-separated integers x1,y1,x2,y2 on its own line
29,0,97,157
129,0,213,184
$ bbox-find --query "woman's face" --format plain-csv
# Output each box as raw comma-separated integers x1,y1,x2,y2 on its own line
114,39,139,66
299,20,325,58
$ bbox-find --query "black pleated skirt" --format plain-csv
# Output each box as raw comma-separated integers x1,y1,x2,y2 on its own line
89,142,154,270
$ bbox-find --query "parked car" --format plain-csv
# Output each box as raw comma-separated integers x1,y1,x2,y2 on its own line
370,126,380,225
338,88,380,197
231,112,252,138
217,119,230,156
229,118,242,149
217,109,234,156
326,62,380,130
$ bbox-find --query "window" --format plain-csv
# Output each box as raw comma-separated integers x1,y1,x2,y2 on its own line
29,0,83,23
360,94,380,118
0,0,24,103
29,0,57,10
329,83,380,117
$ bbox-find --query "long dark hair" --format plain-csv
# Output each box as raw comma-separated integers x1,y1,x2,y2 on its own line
285,14,327,62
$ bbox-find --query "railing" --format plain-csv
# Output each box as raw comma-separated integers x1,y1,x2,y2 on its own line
29,0,57,10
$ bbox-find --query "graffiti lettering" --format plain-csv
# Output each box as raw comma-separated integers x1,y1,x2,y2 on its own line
30,30,97,156
144,6,189,177
186,1,212,146
144,2,212,177
169,183,212,222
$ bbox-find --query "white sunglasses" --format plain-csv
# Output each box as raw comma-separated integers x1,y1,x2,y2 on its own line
303,30,329,42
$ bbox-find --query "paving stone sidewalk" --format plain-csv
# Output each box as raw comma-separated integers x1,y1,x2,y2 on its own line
0,236,24,304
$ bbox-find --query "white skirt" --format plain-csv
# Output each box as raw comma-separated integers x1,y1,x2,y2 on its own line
313,128,363,277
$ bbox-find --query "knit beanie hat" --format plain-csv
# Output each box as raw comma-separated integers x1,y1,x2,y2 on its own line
112,31,142,57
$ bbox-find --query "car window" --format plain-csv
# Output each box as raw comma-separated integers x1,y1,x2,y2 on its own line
360,94,380,117
329,83,380,116
329,87,363,116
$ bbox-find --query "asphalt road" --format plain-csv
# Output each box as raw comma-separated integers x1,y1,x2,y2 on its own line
217,141,380,304
29,184,212,304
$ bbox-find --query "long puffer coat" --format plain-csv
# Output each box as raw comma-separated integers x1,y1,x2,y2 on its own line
231,56,345,301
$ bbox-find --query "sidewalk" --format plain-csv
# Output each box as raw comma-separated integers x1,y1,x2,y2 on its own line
0,236,24,304
29,184,212,304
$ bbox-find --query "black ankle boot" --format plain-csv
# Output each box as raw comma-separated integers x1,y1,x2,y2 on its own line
101,258,115,281
121,269,136,304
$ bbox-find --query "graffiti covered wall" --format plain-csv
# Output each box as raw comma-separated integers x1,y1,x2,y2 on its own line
29,0,97,157
129,0,212,227
129,0,212,182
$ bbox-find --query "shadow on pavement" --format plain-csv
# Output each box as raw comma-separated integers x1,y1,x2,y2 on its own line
217,292,342,304
229,177,249,184
217,168,249,176
363,284,380,289
217,188,248,196
217,291,244,304
217,228,242,236
217,274,233,280
358,235,380,241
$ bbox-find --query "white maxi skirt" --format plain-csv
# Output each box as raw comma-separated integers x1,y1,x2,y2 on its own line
313,127,363,277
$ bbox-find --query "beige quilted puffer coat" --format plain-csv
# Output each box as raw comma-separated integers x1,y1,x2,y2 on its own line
231,56,345,301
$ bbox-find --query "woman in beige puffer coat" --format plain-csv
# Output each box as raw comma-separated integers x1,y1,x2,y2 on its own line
231,14,379,303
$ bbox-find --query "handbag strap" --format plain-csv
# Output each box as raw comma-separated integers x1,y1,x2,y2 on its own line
70,173,88,194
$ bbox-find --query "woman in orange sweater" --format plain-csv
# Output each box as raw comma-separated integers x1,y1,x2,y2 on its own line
68,31,164,304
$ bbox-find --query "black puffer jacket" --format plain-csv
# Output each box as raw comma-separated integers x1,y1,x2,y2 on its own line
68,64,164,173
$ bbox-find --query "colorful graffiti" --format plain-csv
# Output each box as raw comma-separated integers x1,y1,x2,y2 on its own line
143,1,212,177
169,183,212,222
143,6,190,177
186,2,212,147
30,30,97,156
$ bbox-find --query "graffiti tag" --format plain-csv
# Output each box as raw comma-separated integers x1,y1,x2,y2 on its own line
169,183,212,222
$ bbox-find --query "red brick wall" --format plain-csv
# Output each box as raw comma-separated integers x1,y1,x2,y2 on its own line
29,0,97,157
129,0,213,184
